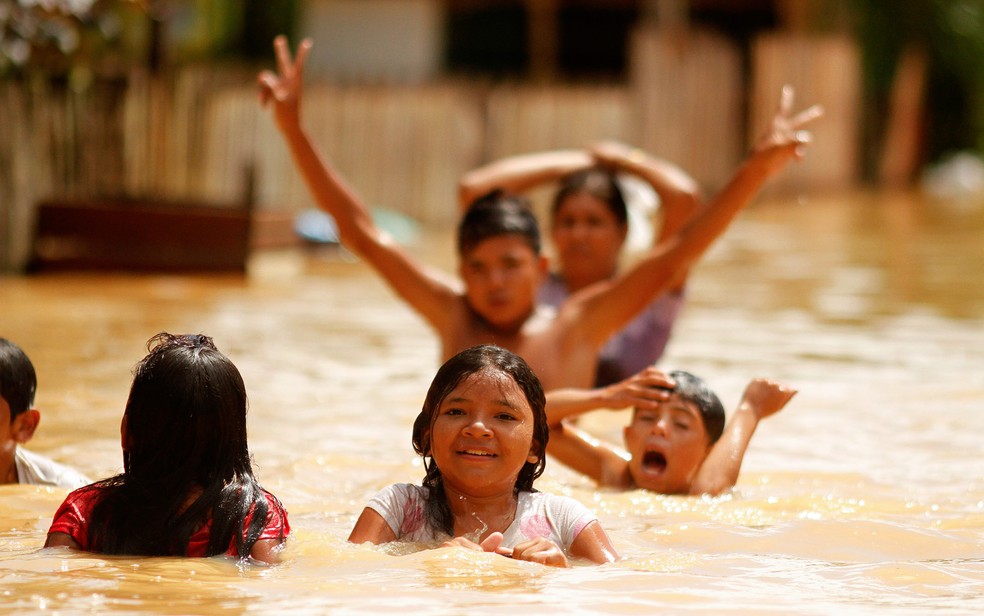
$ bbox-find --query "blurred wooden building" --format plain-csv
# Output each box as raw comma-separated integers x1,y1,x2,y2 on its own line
1,0,865,272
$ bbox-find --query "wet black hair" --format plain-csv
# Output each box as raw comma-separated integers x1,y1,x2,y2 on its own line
551,166,628,227
411,345,548,536
665,370,725,444
0,337,37,421
86,333,286,558
458,189,542,256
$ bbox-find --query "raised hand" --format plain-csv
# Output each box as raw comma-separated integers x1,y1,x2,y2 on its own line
588,140,638,168
739,378,797,421
751,85,824,174
598,366,675,412
257,35,313,132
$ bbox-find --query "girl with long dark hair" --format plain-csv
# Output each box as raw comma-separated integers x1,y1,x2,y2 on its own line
348,345,617,567
45,333,289,563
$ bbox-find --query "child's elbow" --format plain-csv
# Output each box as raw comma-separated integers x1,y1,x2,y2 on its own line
248,538,287,564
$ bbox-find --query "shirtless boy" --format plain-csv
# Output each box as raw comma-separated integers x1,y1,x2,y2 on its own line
258,36,822,392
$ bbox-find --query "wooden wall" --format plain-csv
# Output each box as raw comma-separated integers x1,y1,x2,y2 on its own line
631,27,744,192
750,33,861,195
0,31,864,272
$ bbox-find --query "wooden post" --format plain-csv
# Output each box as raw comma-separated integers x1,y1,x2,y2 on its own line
878,46,928,187
525,0,559,82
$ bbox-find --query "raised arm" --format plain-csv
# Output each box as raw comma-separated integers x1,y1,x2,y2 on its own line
589,140,703,293
544,367,672,486
689,378,797,495
258,36,458,328
565,86,823,349
588,140,702,243
545,366,674,426
457,149,594,211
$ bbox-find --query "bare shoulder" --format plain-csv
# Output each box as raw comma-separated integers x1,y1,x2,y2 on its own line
597,451,635,490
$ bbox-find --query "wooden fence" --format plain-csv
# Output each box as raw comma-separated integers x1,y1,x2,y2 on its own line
0,29,862,272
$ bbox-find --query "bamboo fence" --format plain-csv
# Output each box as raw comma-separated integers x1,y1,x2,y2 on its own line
0,31,863,272
630,26,744,192
750,33,862,194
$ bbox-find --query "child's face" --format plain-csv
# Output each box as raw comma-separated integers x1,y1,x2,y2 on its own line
459,235,546,331
551,192,626,283
0,396,13,450
623,393,710,494
0,395,32,475
427,369,539,498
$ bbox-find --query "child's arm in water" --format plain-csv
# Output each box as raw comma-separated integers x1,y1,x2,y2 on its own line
442,520,618,567
44,532,81,550
348,507,398,544
689,378,797,495
442,532,569,567
258,36,459,331
46,530,285,564
558,87,823,353
543,367,673,487
249,538,287,564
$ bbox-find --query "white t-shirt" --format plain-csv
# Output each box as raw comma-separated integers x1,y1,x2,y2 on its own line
15,447,91,490
366,483,596,553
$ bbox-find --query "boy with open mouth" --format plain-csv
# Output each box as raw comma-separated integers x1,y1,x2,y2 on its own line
545,369,796,495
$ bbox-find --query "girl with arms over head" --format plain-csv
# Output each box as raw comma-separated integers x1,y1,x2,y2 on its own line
44,333,290,564
349,345,618,567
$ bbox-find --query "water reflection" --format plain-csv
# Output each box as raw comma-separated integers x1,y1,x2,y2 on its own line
1,191,982,612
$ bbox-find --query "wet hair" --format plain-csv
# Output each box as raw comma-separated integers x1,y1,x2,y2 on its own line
411,345,548,536
665,370,725,444
551,166,628,228
0,337,37,422
458,189,541,256
86,333,286,558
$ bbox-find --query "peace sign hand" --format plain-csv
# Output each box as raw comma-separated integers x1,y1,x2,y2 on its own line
257,35,313,132
751,85,824,175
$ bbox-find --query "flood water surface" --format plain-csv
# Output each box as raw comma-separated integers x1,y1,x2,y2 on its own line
1,191,982,613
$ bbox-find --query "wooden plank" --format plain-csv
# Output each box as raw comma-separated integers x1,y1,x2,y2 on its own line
28,200,292,273
629,26,743,191
750,33,862,194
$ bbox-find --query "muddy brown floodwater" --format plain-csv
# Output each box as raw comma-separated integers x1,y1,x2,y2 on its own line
1,190,982,613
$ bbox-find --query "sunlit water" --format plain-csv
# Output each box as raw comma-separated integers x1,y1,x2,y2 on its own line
1,191,982,614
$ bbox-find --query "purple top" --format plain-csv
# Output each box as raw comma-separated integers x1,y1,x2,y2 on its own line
538,272,685,386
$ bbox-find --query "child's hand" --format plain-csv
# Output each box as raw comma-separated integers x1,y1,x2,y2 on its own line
739,378,797,421
257,35,313,132
599,366,675,412
510,537,569,568
750,85,824,174
588,140,636,168
441,532,513,557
